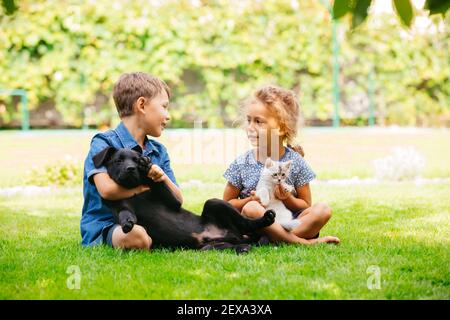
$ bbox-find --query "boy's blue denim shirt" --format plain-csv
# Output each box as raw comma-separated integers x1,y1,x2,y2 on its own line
80,121,178,246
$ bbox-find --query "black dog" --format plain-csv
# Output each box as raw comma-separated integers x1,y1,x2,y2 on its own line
93,147,275,253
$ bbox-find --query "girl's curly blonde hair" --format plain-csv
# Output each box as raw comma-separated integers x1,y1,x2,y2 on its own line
241,85,305,156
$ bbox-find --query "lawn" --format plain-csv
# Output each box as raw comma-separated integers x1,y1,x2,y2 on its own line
0,128,449,299
1,182,449,299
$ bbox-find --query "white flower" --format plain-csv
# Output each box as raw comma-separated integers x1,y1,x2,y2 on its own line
373,147,426,181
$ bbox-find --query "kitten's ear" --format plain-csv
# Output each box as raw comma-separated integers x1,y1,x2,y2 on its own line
93,147,117,168
265,157,273,168
283,160,293,171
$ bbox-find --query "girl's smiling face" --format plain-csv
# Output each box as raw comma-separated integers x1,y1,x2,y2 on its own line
245,100,283,147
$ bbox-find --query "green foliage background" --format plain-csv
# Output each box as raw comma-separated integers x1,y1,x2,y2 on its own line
0,0,449,128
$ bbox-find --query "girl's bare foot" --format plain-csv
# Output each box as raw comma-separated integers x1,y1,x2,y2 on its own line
317,236,340,244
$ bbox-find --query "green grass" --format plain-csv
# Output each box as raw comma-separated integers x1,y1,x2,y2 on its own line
1,128,449,299
1,183,449,299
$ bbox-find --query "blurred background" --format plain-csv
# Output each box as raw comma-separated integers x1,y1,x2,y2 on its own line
0,0,449,187
0,0,448,129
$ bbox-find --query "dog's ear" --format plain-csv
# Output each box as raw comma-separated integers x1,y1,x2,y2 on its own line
93,147,117,168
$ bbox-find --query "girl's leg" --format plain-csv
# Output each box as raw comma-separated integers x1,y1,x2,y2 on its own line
292,203,332,239
242,201,312,244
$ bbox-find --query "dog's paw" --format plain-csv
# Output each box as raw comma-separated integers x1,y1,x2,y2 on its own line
255,235,271,247
121,220,134,233
234,244,251,255
121,216,137,234
137,155,153,176
263,209,276,224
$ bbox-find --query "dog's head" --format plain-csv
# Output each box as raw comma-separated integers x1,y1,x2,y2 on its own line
93,147,151,189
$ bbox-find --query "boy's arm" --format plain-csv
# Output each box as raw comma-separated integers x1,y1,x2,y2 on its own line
93,172,149,201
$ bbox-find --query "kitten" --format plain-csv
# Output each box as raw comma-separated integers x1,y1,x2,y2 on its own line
256,158,301,231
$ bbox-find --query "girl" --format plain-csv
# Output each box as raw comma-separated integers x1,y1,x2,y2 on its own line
223,85,340,245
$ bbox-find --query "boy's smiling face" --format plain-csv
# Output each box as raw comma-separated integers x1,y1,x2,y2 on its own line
140,90,170,137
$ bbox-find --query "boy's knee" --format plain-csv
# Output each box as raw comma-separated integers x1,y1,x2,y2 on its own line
242,201,265,219
313,203,332,222
120,225,152,250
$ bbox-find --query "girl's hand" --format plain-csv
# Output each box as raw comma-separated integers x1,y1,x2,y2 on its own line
316,236,340,244
274,184,291,200
249,190,262,204
147,164,167,182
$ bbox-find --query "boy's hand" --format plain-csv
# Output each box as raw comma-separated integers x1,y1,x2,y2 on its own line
131,184,150,197
274,184,291,200
148,164,167,182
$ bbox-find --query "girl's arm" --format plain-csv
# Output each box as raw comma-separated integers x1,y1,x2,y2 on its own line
223,182,258,212
275,183,312,212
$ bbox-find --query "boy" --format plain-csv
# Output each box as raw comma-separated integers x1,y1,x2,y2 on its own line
81,72,183,250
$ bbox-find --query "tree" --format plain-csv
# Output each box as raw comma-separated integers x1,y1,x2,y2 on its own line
332,0,449,28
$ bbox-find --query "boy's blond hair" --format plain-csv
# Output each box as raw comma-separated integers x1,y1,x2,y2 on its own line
113,72,171,118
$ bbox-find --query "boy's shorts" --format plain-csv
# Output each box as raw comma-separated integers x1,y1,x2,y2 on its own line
103,224,121,247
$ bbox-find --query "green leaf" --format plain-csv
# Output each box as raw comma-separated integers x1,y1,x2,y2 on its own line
332,0,352,20
394,0,414,26
2,0,17,15
424,0,450,16
351,0,372,29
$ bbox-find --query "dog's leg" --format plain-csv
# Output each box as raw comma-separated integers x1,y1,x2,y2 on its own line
106,199,138,233
199,241,251,255
201,199,275,234
145,179,182,211
138,155,182,211
118,210,137,233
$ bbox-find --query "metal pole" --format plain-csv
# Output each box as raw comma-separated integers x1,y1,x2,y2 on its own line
81,74,89,130
20,90,29,130
368,68,375,126
319,0,341,128
332,16,341,127
0,88,29,130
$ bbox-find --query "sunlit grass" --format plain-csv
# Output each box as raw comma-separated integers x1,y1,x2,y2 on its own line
1,183,448,299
